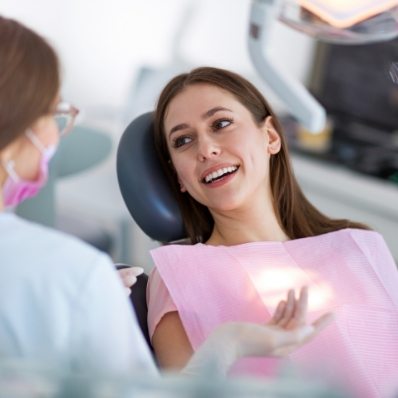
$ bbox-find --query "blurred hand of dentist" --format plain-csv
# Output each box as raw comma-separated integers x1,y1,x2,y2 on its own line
116,265,144,295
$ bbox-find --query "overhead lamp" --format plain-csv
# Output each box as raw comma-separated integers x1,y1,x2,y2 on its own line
248,0,398,132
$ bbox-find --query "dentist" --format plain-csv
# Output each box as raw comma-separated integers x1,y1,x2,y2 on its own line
0,15,156,375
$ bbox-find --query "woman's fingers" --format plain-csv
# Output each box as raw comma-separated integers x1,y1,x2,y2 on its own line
270,286,331,333
272,286,309,329
311,312,335,335
293,286,308,323
294,316,332,345
269,300,286,325
284,286,308,329
272,313,334,356
277,289,296,327
265,287,334,356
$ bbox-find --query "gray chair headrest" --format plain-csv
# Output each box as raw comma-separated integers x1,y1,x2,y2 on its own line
116,112,185,242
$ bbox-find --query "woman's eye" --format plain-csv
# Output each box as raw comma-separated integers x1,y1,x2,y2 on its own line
173,135,192,148
213,118,233,130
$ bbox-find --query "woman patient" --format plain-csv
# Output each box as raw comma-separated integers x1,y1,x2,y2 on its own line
144,67,398,397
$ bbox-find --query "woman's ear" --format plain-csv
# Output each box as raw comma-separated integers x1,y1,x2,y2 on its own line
168,158,186,192
264,116,281,155
177,176,187,192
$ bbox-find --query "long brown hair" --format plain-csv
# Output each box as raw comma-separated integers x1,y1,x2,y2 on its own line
0,16,60,151
154,67,368,243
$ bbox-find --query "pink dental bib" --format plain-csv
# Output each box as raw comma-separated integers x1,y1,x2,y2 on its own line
149,229,398,398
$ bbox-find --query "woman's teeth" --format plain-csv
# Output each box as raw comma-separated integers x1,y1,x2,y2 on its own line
204,166,238,184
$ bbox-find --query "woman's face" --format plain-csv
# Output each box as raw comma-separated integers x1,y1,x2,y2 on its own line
4,97,60,181
163,83,281,213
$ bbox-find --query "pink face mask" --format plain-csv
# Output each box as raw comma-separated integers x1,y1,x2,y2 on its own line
2,131,57,208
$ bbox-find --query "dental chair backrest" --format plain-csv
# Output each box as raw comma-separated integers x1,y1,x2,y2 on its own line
116,112,186,243
117,113,185,354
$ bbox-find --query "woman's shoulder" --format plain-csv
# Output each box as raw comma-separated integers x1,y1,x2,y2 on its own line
310,228,394,266
305,227,381,245
325,228,382,240
150,242,230,272
332,228,383,247
283,228,385,260
314,228,385,250
150,242,206,261
343,228,392,258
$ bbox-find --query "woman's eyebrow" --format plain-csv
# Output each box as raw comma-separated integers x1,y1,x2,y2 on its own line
168,107,233,138
169,123,189,137
201,106,232,119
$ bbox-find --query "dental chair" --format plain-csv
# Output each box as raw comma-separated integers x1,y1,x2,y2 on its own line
117,112,185,243
116,112,186,352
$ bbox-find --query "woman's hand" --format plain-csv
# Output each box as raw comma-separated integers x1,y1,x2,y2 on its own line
116,265,144,295
182,286,334,376
235,286,334,357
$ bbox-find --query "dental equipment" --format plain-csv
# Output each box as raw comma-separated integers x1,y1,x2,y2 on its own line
248,0,398,132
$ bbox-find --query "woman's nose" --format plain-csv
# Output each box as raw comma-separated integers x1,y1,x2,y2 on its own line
196,136,221,162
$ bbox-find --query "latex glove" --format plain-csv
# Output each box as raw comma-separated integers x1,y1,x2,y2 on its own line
116,265,144,295
182,287,333,376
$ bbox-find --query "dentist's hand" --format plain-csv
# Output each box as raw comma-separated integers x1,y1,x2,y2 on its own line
116,265,144,295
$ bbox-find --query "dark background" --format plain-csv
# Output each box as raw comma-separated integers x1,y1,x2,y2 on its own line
284,38,398,186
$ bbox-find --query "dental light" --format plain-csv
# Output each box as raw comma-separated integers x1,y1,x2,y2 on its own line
248,0,398,132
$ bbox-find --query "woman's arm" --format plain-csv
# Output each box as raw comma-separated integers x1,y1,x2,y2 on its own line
118,266,191,369
152,287,333,373
152,311,194,370
119,267,333,375
182,287,333,376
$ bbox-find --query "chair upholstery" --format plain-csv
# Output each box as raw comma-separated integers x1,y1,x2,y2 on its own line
116,112,185,243
115,264,154,354
129,273,151,347
116,113,191,355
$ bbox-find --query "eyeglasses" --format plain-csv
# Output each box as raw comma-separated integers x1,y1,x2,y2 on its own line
54,101,79,136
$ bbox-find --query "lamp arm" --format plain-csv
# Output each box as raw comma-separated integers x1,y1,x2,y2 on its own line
248,0,326,132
